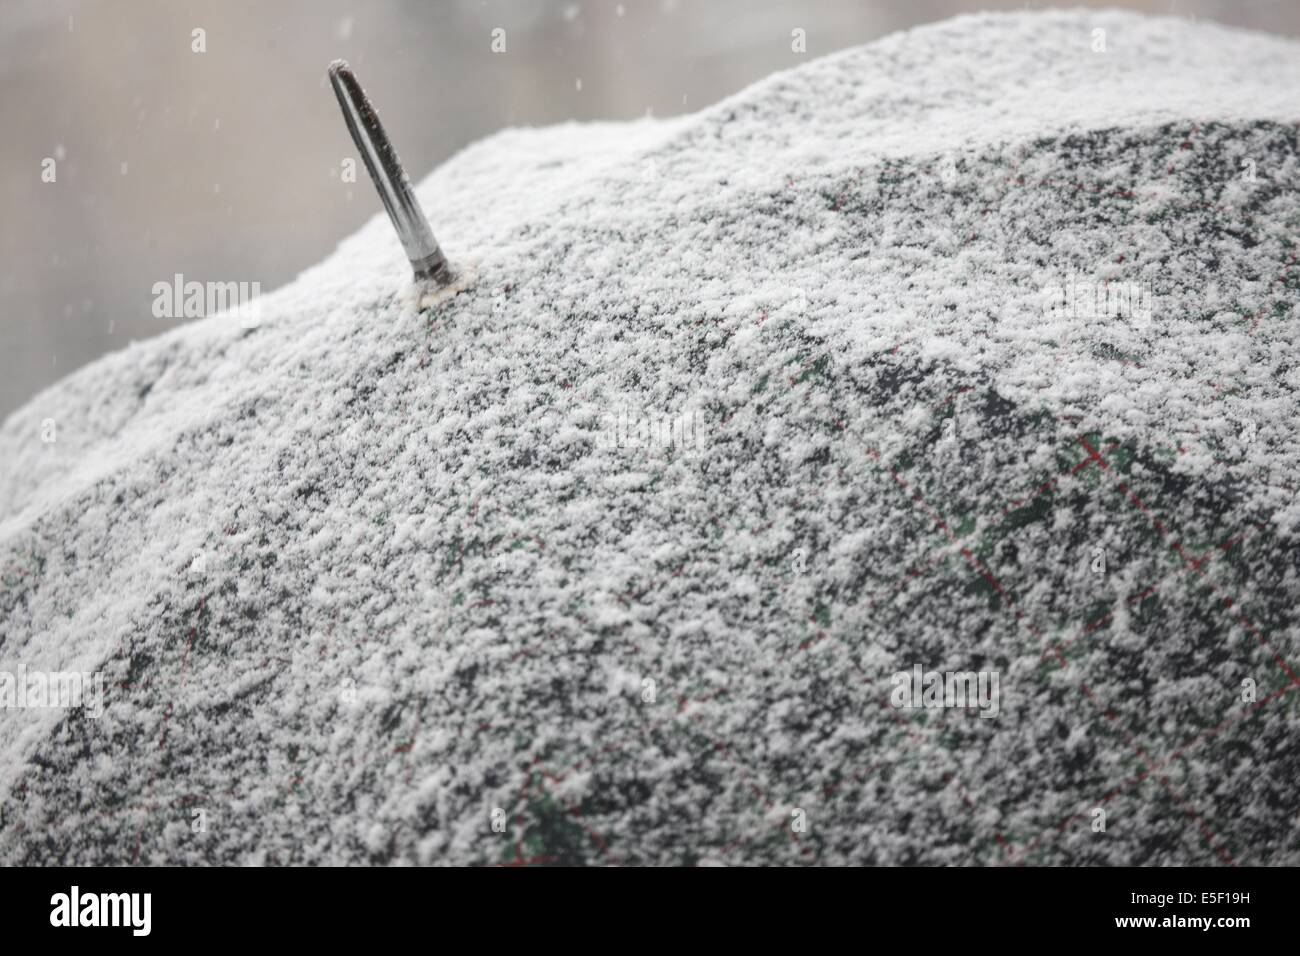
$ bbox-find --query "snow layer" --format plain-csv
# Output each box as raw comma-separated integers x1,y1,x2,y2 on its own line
2,10,1299,865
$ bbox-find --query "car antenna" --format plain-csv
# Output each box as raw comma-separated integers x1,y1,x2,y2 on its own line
328,59,453,286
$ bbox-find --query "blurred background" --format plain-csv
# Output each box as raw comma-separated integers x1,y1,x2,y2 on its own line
2,0,1298,421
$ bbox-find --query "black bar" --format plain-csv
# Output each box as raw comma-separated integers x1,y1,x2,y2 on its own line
0,866,1290,944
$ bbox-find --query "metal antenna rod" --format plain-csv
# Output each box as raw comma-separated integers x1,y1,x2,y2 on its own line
328,59,452,285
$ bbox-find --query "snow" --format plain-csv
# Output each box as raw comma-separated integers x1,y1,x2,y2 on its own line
2,10,1300,865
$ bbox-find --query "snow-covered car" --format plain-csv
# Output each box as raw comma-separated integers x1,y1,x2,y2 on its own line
2,11,1298,865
